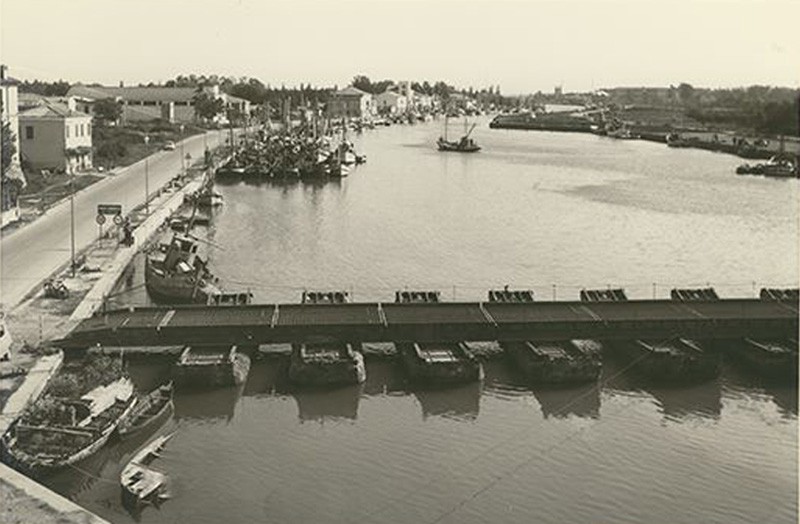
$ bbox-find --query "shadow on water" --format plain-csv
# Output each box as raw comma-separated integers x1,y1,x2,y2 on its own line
601,352,723,420
483,359,600,419
412,381,482,422
720,358,798,418
292,385,362,422
173,385,242,423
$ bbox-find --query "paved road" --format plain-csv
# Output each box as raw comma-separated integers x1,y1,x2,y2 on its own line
0,130,231,310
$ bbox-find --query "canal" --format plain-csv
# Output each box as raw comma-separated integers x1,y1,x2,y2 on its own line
60,118,797,523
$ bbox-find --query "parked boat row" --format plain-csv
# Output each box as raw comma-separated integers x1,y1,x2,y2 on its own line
215,124,366,183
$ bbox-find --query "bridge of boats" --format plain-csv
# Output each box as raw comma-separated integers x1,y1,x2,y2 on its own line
57,297,798,349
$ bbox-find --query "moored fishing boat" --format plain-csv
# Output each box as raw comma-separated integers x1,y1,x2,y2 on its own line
2,377,136,476
117,382,174,439
145,234,221,304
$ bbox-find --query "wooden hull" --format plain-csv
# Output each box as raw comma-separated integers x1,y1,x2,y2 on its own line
145,259,211,304
2,397,137,477
502,340,601,385
396,342,484,385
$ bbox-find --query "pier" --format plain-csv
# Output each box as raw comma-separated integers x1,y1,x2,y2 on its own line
58,296,797,349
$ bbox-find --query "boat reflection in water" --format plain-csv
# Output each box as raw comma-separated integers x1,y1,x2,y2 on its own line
412,381,481,422
530,383,601,419
172,386,242,423
602,355,722,420
292,384,363,423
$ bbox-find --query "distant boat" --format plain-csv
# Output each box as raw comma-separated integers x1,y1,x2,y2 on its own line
437,115,481,152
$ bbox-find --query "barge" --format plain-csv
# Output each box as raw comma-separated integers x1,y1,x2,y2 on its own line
496,289,600,384
582,288,719,382
288,342,366,387
731,338,798,381
394,289,483,384
290,290,366,386
172,346,250,388
502,339,601,385
396,341,484,384
145,234,221,304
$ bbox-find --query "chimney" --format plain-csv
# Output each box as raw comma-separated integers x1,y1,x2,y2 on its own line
119,80,124,88
0,65,7,80
66,97,76,111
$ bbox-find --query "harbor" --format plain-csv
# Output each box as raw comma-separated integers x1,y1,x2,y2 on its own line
3,113,798,523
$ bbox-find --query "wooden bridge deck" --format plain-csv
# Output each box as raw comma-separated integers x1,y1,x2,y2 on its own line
58,298,798,349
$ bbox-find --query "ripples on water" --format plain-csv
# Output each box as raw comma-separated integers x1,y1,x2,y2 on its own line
88,120,797,523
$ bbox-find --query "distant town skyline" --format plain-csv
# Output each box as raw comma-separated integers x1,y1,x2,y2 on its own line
1,0,798,94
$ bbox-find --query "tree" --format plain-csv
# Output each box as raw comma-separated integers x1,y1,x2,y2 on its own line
93,98,122,125
1,120,16,178
352,75,373,93
677,83,695,105
193,91,224,121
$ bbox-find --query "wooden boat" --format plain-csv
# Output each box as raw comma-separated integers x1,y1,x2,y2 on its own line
121,433,174,512
2,377,136,476
145,234,221,304
437,116,480,152
117,383,174,439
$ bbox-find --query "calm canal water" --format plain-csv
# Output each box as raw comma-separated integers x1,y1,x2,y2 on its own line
58,118,797,523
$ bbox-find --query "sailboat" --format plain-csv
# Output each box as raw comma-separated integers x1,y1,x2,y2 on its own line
437,115,481,152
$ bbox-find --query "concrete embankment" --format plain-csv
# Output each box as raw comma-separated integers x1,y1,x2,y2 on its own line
0,462,111,524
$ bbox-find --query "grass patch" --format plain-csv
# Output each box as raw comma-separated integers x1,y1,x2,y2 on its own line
93,120,204,170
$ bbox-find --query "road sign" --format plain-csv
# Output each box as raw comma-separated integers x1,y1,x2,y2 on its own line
97,204,122,216
113,214,124,226
95,214,106,225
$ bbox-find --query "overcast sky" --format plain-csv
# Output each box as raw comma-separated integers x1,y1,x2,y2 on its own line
1,0,798,93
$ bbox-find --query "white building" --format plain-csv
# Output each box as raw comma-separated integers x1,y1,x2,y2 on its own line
66,84,251,124
18,98,93,174
375,90,408,115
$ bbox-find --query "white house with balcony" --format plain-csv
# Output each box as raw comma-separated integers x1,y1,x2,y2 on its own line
18,98,93,174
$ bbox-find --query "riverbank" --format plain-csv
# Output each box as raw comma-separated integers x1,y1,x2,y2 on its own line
0,463,111,524
0,147,229,524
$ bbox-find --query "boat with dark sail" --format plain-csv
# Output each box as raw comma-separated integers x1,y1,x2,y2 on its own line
2,377,136,476
117,382,174,439
145,234,221,304
437,116,481,152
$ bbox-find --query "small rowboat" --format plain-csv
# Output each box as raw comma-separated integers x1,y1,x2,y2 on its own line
117,382,173,439
121,433,174,513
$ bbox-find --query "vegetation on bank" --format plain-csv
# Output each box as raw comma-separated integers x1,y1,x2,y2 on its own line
92,120,204,170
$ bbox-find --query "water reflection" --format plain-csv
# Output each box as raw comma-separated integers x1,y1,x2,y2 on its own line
362,360,406,396
413,381,481,421
531,383,601,419
721,360,798,418
603,354,723,420
173,386,241,423
292,384,362,422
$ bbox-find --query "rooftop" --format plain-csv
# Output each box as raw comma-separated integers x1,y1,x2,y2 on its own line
18,101,91,119
335,86,371,97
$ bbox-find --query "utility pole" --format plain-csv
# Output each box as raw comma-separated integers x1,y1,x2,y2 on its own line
144,157,150,215
69,173,76,276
